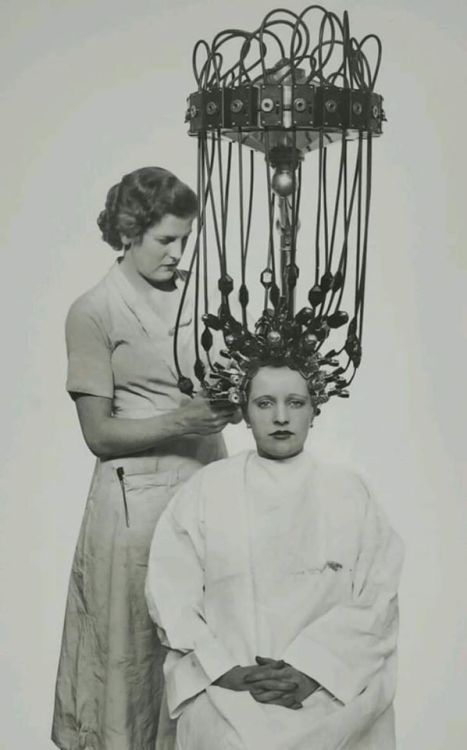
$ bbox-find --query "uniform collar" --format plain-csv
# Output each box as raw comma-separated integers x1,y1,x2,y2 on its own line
106,261,191,337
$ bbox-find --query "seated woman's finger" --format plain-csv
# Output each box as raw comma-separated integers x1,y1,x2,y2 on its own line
244,666,285,683
253,692,303,710
251,690,284,703
274,695,303,710
255,656,285,669
250,678,297,692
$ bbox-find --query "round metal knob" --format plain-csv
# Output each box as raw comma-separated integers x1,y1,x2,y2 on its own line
228,389,241,404
231,99,244,113
325,99,337,114
272,168,294,197
261,98,274,113
190,105,198,118
352,102,363,115
206,101,218,115
294,97,307,112
267,330,282,346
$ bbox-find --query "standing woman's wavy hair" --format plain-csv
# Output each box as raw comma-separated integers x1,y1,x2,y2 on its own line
97,166,198,251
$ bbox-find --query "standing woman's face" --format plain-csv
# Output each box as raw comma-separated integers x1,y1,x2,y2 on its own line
246,366,315,460
123,213,194,286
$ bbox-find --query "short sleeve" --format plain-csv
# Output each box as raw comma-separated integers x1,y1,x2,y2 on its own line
65,296,114,399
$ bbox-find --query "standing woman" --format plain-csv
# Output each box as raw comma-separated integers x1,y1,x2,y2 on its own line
52,167,235,750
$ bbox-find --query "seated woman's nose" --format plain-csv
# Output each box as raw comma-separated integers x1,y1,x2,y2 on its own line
273,408,289,424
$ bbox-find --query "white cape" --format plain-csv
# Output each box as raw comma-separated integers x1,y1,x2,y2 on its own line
146,450,404,750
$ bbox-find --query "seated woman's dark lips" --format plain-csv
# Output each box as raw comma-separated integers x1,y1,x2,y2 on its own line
270,430,293,436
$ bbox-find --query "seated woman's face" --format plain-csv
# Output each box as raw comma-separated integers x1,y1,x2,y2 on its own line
245,366,314,460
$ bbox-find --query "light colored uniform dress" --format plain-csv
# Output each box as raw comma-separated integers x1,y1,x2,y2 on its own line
52,262,226,750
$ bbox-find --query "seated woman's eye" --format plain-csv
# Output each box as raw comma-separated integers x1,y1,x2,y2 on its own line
257,400,272,408
289,400,305,408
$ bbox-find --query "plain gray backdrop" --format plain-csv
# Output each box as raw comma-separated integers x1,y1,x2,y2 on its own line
1,1,466,748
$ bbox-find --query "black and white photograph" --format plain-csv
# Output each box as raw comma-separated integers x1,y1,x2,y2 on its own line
1,1,466,749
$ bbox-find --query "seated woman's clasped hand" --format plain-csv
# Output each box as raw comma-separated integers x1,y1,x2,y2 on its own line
214,656,319,710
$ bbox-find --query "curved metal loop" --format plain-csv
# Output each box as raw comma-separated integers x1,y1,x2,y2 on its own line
355,34,382,91
191,8,382,91
192,39,211,89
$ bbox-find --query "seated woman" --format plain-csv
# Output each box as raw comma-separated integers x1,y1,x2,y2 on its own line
145,360,404,750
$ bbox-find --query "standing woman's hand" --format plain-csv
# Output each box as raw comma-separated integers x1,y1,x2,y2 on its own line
177,392,240,435
73,392,239,461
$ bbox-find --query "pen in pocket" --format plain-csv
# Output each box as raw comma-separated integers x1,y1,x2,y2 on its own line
116,467,130,528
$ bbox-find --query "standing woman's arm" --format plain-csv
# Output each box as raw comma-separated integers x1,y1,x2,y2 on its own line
66,296,235,461
75,395,232,460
